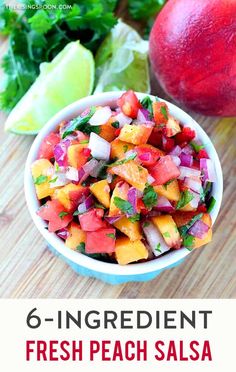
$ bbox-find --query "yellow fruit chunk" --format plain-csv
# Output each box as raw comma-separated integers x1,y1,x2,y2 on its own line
152,215,181,248
192,213,212,249
154,179,180,202
109,160,148,191
115,237,148,265
90,180,110,208
65,222,86,250
113,216,142,241
53,183,86,211
118,124,153,145
109,181,129,216
67,144,88,169
165,115,181,137
99,117,117,142
110,138,135,159
31,159,54,199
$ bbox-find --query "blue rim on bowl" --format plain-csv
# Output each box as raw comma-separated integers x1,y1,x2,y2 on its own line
24,92,223,284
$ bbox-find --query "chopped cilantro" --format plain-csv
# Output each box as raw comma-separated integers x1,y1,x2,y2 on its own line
143,184,158,209
163,179,174,190
163,231,171,238
143,221,150,228
207,196,216,213
108,153,137,167
80,139,89,144
58,211,69,219
55,162,60,172
34,175,48,185
179,213,203,238
49,176,58,183
160,106,168,120
140,96,153,117
114,197,134,215
176,190,194,210
155,243,162,252
183,235,195,249
106,233,116,239
62,107,97,138
95,202,106,210
111,121,119,129
128,213,140,223
73,210,81,216
76,242,85,252
190,141,205,153
123,144,129,153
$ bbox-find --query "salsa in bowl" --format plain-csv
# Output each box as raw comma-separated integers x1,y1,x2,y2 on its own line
25,91,223,282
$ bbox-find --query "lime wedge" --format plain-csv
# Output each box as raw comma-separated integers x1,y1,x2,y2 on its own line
94,20,150,94
5,41,94,134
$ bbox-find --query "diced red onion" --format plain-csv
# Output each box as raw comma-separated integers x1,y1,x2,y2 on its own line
127,187,138,215
78,167,86,183
184,177,203,194
88,133,111,160
105,215,123,224
154,196,175,213
143,221,170,257
147,174,155,185
169,145,182,156
77,194,94,214
53,139,70,167
137,108,150,122
178,166,201,180
180,153,193,167
133,119,155,127
171,155,181,167
57,228,69,240
66,166,79,181
89,106,112,126
188,220,209,239
79,159,99,183
200,158,216,182
114,112,132,128
189,190,200,209
181,145,193,155
89,160,106,178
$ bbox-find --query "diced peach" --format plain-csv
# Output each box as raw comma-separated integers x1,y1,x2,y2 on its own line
53,183,88,212
115,237,148,265
172,212,198,227
67,144,90,169
109,181,129,216
99,117,117,142
110,138,135,159
192,213,212,248
109,160,148,191
113,217,142,241
119,124,153,145
152,101,169,125
154,179,180,202
90,180,110,208
152,215,181,248
65,222,86,250
31,159,54,200
165,115,181,137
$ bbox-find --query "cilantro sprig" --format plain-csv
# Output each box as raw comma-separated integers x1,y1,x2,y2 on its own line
34,175,48,185
176,190,194,210
142,184,158,209
114,197,134,215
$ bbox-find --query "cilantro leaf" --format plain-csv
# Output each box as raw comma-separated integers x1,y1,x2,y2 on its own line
34,175,48,185
114,197,134,215
143,184,158,209
28,10,53,34
163,231,171,238
155,243,162,252
106,233,116,239
190,141,205,153
62,106,96,138
49,176,58,183
160,105,168,120
108,153,137,167
128,213,140,223
140,96,153,117
123,144,129,153
128,0,166,20
76,242,86,252
176,190,194,210
179,213,203,237
143,221,150,228
111,121,119,129
58,211,69,219
207,196,216,213
183,235,195,250
163,179,174,190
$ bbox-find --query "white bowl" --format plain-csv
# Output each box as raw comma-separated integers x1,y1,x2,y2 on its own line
24,92,223,284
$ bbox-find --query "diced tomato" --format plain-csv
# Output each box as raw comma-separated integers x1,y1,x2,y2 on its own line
137,199,149,215
197,149,209,159
117,90,141,118
162,136,175,152
79,208,107,231
175,127,195,144
114,128,121,136
149,155,181,185
38,133,61,160
192,159,200,170
178,179,188,192
148,128,163,148
197,204,207,213
135,144,163,166
82,148,91,157
152,101,169,125
86,228,116,254
37,200,73,232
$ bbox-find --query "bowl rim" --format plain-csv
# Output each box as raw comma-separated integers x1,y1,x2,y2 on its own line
24,91,223,276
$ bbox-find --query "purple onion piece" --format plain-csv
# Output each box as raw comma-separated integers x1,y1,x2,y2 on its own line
154,196,175,213
188,220,210,239
54,139,70,167
137,108,150,122
127,187,138,215
77,194,94,214
180,153,193,167
181,145,194,155
169,145,182,156
105,215,123,224
57,228,69,240
200,158,216,183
